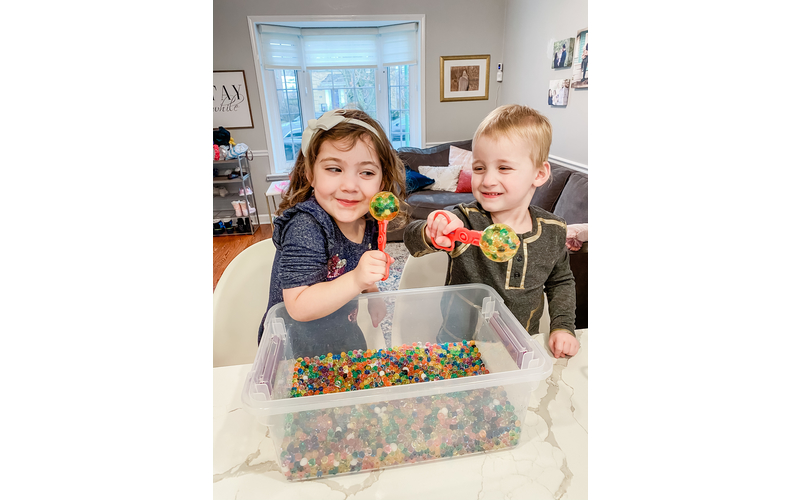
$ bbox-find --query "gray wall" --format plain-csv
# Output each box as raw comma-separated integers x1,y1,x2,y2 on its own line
500,0,588,165
213,0,587,217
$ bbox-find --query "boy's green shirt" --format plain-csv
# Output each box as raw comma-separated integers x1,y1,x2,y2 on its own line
403,201,576,337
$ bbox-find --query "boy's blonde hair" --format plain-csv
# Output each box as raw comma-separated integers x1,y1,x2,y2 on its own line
472,104,552,169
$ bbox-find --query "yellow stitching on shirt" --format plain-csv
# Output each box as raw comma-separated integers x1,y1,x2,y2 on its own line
447,257,454,285
507,243,530,290
539,218,567,229
420,222,434,251
451,242,469,258
525,292,545,332
523,218,543,244
507,219,542,290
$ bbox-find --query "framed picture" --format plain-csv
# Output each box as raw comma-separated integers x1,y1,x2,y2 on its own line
551,38,575,69
571,28,589,89
440,55,491,102
213,70,254,129
548,79,571,107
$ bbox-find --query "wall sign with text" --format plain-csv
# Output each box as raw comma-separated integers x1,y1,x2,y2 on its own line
213,70,254,129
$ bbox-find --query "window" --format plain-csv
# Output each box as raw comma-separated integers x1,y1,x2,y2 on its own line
310,68,377,119
388,65,411,149
274,70,304,162
249,18,423,177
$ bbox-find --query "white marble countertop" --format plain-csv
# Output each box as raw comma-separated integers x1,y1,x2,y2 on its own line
213,330,587,499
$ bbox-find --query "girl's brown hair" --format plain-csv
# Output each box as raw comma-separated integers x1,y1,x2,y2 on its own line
277,109,408,227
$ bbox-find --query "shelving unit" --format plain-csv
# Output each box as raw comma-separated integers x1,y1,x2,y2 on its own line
213,155,260,236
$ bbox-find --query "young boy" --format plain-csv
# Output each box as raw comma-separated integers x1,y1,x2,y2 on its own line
403,104,580,358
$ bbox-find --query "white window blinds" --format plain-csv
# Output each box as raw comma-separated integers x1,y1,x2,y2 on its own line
258,23,418,70
257,25,303,69
378,23,418,66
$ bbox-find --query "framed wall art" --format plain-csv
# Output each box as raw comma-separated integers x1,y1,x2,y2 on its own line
213,70,254,129
549,79,571,107
551,38,574,69
440,55,490,102
571,28,589,89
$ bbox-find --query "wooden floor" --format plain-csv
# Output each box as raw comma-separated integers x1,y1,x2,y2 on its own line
213,223,273,291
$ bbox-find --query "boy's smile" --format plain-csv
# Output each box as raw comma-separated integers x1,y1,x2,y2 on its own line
471,134,550,228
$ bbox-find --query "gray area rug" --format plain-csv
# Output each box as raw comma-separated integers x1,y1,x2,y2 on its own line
375,243,411,346
376,243,410,292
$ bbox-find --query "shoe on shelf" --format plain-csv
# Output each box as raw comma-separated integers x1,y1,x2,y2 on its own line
239,188,245,196
213,220,225,236
231,200,243,217
245,186,253,195
218,187,229,197
235,218,246,233
243,217,252,233
224,220,234,234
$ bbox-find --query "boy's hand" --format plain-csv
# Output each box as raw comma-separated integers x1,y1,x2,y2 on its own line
549,330,580,358
353,250,391,290
425,210,464,248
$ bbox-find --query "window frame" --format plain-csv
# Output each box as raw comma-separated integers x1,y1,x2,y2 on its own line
247,15,426,180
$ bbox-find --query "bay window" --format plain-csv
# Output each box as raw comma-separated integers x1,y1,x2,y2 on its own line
250,19,422,177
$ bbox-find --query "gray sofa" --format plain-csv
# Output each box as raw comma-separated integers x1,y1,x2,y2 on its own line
388,139,588,329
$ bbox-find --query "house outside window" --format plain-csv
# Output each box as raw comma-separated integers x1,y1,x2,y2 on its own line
248,17,424,178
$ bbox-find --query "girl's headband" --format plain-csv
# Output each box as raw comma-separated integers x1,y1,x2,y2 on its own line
300,109,380,157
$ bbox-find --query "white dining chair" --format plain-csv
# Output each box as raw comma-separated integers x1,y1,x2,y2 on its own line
213,238,276,367
397,251,449,290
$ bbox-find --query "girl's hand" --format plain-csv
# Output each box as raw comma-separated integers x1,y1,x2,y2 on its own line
425,210,464,248
565,223,588,251
549,330,580,358
353,250,390,290
566,237,583,251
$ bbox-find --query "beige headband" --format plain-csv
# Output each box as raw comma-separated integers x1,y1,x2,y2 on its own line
300,109,381,157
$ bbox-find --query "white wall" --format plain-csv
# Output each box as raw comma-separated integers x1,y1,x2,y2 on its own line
499,0,588,166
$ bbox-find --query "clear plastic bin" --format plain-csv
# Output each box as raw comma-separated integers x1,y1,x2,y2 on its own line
241,284,552,480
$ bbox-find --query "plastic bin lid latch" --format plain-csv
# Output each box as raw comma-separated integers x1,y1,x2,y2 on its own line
259,319,286,399
482,298,533,370
481,297,495,320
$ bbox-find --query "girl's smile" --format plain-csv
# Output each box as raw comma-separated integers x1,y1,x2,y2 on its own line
309,136,383,239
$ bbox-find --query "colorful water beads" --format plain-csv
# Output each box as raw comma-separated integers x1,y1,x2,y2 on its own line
478,223,520,262
279,386,521,480
368,191,399,223
369,191,400,280
290,341,488,397
430,211,520,262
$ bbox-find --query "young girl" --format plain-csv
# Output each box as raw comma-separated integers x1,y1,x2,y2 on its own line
258,109,406,359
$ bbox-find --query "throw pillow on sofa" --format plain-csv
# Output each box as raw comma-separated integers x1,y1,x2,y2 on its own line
405,164,435,193
455,169,473,193
418,165,461,192
449,145,473,170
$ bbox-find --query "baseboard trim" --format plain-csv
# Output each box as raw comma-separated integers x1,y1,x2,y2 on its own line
548,155,587,173
256,213,273,226
424,143,588,173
